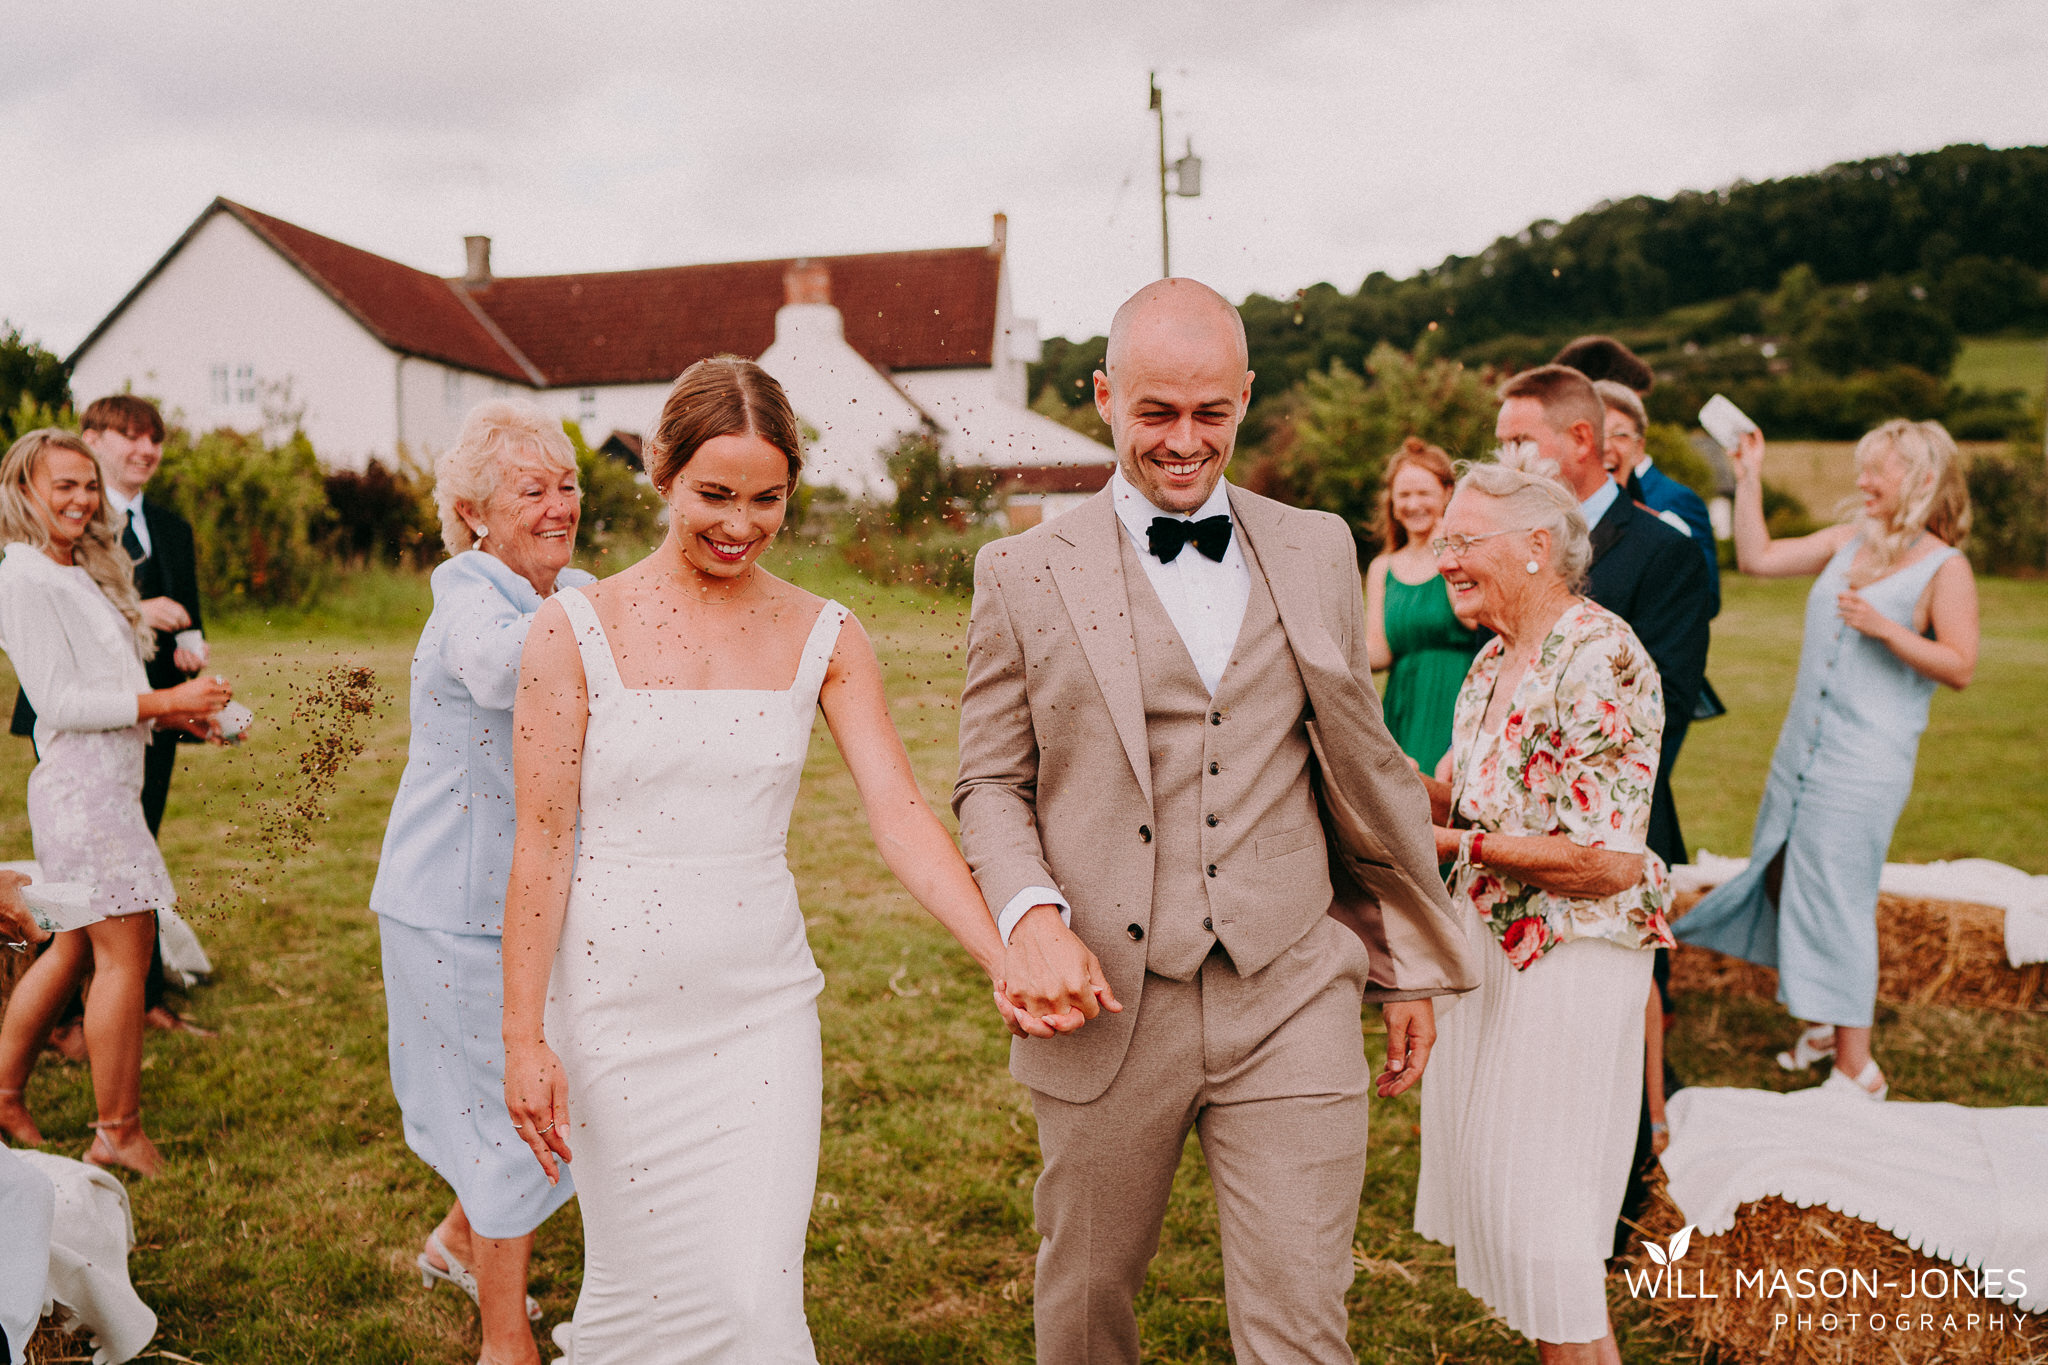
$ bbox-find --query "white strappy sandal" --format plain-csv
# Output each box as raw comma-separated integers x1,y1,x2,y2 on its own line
1775,1023,1836,1072
1820,1059,1888,1101
418,1231,543,1322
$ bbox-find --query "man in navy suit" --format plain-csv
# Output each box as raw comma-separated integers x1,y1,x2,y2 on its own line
1494,367,1711,869
1595,380,1719,609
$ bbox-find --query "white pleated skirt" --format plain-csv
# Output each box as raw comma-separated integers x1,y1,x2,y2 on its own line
1414,936,1652,1343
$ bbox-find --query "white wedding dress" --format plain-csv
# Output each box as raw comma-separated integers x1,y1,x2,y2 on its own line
548,588,844,1363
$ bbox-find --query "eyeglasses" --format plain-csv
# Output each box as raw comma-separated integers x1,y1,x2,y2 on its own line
1428,528,1536,559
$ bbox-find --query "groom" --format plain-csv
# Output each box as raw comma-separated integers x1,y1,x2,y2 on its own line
956,279,1475,1364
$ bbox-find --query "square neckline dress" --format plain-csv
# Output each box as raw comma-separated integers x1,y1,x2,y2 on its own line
1674,535,1959,1027
548,587,846,1363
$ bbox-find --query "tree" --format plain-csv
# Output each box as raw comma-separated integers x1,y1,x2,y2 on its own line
1,323,70,442
1800,282,1959,378
1270,344,1499,558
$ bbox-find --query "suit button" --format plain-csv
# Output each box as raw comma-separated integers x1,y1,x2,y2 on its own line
1208,761,1219,775
1127,923,1144,941
1206,814,1218,827
1207,864,1217,878
1138,825,1151,843
1210,711,1222,726
1203,917,1213,931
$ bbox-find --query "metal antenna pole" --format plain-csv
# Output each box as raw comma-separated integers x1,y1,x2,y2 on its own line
1151,71,1170,278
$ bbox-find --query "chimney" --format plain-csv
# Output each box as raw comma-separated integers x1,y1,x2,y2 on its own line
463,235,492,286
990,212,1008,258
783,258,830,305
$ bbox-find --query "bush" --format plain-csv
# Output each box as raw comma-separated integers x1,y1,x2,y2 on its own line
1965,442,2047,576
837,505,997,596
1643,422,1718,499
884,431,996,535
155,427,335,609
325,457,441,566
1760,480,1817,539
1266,344,1499,558
564,422,663,565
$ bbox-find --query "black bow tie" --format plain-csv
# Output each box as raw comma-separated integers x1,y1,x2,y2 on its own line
1148,514,1232,564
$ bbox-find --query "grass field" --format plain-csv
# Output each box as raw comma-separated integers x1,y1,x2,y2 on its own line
1955,335,2048,402
2,553,2044,1363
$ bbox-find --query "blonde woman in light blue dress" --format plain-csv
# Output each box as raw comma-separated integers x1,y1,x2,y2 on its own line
1675,420,1978,1101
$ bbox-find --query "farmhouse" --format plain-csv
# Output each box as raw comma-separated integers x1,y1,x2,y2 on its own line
67,198,1111,504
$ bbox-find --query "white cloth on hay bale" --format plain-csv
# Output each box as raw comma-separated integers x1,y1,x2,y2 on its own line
1673,853,2048,968
0,858,211,987
1661,1086,2048,1313
2,1149,157,1364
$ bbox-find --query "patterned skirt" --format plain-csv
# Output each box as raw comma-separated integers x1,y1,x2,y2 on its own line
28,725,174,921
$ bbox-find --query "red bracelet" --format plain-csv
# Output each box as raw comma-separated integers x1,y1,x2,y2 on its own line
1470,831,1487,865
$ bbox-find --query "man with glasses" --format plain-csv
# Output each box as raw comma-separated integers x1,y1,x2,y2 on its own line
1596,380,1719,597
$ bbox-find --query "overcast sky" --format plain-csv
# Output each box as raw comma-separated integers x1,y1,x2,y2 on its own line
6,0,2045,359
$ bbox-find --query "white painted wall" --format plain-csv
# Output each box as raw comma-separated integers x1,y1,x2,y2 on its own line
544,382,674,455
757,302,928,499
895,368,1111,471
69,213,402,471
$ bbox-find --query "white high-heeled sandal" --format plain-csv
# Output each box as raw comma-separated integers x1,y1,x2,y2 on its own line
1775,1023,1836,1072
418,1231,542,1322
1820,1059,1887,1100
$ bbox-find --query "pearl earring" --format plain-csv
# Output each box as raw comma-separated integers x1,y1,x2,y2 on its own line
472,524,489,541
1525,559,1540,575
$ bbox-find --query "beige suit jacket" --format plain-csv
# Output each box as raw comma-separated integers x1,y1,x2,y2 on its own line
954,485,1476,1102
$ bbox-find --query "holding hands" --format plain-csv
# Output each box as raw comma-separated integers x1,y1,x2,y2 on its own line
995,904,1121,1038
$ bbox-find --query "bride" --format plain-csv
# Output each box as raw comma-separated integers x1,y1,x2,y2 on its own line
501,357,1063,1362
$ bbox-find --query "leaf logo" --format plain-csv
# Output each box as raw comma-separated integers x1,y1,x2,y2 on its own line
1643,1224,1696,1266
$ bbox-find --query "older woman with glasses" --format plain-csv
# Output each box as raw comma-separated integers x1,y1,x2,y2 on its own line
1412,461,1674,1365
371,399,590,1365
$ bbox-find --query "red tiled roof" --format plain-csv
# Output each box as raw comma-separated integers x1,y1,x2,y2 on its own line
220,200,540,384
466,248,1001,387
136,201,1004,389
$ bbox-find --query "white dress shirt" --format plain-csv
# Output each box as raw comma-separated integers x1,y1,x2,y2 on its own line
103,486,151,559
1579,476,1621,528
997,473,1252,944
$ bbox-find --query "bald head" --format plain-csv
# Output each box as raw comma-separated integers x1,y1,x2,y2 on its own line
1094,278,1253,513
1104,277,1249,378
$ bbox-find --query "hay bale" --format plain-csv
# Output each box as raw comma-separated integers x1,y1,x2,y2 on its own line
1624,1171,2043,1363
22,1315,93,1364
1670,889,2048,1014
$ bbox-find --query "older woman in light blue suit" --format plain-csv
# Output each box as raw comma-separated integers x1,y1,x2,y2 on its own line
373,399,591,1365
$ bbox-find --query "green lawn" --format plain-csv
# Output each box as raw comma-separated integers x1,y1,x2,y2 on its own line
2,558,2043,1362
1954,334,2048,400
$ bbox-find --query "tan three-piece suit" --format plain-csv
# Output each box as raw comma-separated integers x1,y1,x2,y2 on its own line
954,483,1476,1365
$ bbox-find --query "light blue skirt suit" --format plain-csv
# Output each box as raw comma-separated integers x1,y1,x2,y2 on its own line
1676,535,1958,1028
372,551,593,1238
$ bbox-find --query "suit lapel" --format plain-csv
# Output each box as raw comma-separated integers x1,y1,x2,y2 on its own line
1048,491,1153,806
1588,495,1630,565
1232,488,1353,688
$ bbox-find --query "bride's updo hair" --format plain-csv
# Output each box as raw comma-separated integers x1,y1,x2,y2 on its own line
647,357,803,494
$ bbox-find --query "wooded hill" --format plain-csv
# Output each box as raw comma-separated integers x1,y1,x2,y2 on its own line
1031,144,2048,442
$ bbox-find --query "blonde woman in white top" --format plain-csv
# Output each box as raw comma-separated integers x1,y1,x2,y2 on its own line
0,429,230,1175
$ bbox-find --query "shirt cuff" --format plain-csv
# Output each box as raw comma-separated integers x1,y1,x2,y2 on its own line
997,886,1070,945
174,629,205,653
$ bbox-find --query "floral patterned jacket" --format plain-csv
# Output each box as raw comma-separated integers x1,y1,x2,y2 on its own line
1447,599,1676,968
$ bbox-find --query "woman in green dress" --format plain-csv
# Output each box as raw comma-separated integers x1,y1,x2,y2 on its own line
1367,438,1478,777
